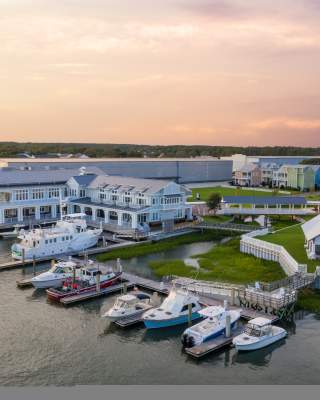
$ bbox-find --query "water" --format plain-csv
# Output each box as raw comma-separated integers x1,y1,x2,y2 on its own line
1,239,320,385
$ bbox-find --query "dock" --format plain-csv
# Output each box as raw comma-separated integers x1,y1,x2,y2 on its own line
60,282,135,306
114,309,151,328
184,328,243,359
240,309,279,323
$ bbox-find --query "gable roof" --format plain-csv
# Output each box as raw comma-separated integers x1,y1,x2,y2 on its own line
0,167,104,188
302,214,320,241
238,163,259,173
71,174,98,186
88,175,173,194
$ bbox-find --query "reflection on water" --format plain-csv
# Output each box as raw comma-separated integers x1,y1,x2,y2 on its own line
1,237,320,385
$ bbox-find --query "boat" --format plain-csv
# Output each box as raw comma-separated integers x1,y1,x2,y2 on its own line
142,287,202,329
1,224,24,239
46,261,122,302
11,213,102,260
102,292,155,321
181,306,241,348
232,317,287,351
31,259,79,289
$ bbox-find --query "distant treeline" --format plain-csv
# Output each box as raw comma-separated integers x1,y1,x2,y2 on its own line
300,158,320,165
0,142,319,158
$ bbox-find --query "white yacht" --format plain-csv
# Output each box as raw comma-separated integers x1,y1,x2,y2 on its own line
1,224,24,239
233,317,287,351
11,213,102,260
102,292,155,321
181,306,241,348
31,259,78,289
142,287,202,329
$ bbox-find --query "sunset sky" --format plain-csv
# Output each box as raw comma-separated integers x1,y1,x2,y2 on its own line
0,0,320,146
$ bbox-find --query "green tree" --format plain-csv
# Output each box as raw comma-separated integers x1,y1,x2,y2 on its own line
206,193,222,215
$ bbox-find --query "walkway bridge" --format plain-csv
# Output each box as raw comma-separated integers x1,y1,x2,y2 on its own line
193,221,260,233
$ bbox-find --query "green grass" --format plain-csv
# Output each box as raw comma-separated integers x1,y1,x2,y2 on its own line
260,224,319,272
96,230,236,262
188,186,286,202
149,238,286,284
269,216,301,230
202,215,232,223
296,288,320,313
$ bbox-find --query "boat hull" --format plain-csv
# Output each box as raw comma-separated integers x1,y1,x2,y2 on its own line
46,273,122,302
31,278,65,289
143,312,201,329
234,330,287,351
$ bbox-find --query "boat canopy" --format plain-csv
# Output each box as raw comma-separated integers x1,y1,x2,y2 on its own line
198,306,226,318
248,317,272,327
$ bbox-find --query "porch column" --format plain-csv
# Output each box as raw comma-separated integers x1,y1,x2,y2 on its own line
104,210,109,224
132,213,138,229
51,205,57,218
118,212,123,226
80,205,85,214
35,206,40,220
18,207,23,222
92,208,96,221
0,209,4,224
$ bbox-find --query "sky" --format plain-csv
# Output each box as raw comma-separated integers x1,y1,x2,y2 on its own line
0,0,320,146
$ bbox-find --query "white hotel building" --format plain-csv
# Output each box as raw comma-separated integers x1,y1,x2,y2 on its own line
0,168,192,234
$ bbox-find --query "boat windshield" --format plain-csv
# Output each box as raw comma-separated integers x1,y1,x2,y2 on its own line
115,300,129,308
244,325,262,337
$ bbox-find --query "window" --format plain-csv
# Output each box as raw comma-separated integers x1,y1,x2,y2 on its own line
49,187,60,198
15,189,29,201
79,189,86,198
32,188,44,200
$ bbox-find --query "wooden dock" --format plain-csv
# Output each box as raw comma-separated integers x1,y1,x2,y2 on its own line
184,328,243,359
240,309,279,323
114,309,152,328
59,282,135,306
16,276,35,288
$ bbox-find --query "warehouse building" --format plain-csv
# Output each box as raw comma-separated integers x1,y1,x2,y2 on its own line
0,158,232,184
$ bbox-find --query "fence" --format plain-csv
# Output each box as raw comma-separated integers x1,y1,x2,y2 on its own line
240,230,307,276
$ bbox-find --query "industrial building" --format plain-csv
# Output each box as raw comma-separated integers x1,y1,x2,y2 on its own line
0,158,232,184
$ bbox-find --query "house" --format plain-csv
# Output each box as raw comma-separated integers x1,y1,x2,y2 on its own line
233,164,261,187
66,175,193,232
0,167,103,226
286,165,315,191
260,163,278,187
272,165,289,188
302,214,320,259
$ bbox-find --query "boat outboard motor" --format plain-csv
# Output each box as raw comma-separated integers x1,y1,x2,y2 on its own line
181,334,195,348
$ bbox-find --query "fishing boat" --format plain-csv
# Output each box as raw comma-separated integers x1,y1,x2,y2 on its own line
232,317,287,351
1,224,24,239
181,306,241,348
31,259,79,289
102,292,155,321
11,213,102,260
142,287,202,329
46,261,122,302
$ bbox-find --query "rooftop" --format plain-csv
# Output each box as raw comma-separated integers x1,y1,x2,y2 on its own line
302,214,320,241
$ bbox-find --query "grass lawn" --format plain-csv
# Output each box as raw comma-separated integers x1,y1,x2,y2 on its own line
149,238,286,284
202,215,232,223
188,186,282,202
260,224,319,272
296,288,320,313
96,230,236,262
269,216,302,230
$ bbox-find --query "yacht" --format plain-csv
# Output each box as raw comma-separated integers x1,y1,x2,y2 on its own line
181,306,241,348
233,317,287,351
142,287,202,329
31,259,78,289
102,292,155,321
46,262,122,302
11,213,102,260
1,224,24,239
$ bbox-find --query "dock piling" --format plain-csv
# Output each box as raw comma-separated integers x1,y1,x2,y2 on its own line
32,255,36,276
188,303,192,326
123,282,127,294
96,272,101,293
225,312,231,338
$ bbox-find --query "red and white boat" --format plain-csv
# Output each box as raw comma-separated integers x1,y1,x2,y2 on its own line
46,261,122,302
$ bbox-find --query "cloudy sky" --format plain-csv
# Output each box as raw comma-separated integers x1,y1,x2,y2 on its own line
0,0,320,146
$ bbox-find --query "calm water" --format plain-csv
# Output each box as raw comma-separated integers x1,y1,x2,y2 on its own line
1,239,320,385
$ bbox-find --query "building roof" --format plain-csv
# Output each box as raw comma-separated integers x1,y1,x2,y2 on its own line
71,174,98,186
302,214,320,241
223,195,306,206
88,175,174,194
0,167,104,188
237,163,259,173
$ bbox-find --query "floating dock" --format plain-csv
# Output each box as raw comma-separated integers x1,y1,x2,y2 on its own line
240,309,279,323
59,282,135,306
184,328,243,359
114,309,152,328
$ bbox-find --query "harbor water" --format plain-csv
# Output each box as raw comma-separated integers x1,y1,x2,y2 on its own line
1,238,320,385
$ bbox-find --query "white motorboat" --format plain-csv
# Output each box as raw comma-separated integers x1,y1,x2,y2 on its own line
181,306,241,348
102,292,155,321
1,224,24,239
142,287,202,329
233,317,287,351
31,259,78,289
11,213,102,260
